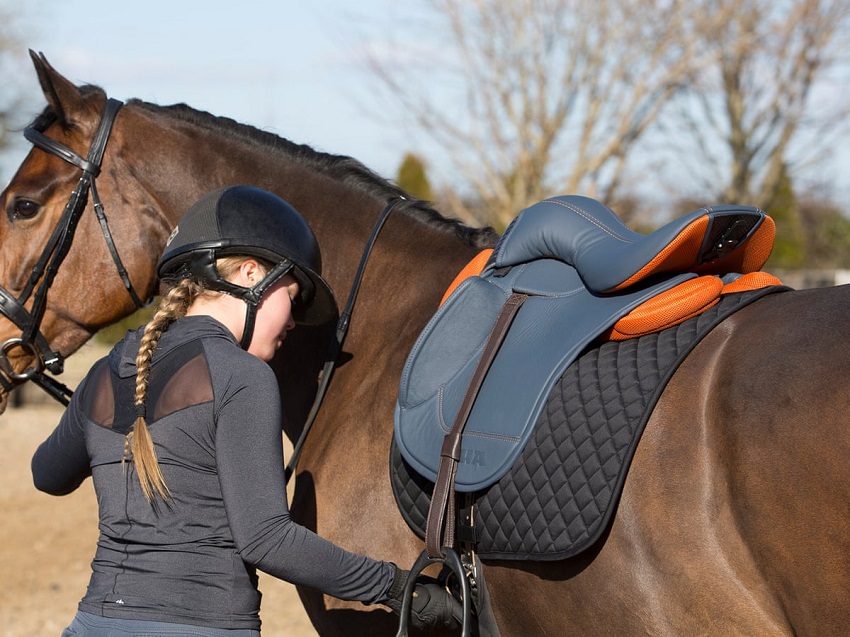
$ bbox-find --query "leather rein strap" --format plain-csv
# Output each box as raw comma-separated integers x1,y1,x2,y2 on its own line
0,97,147,405
425,291,528,558
284,196,406,484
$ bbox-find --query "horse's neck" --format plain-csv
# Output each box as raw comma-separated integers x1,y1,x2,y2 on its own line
141,124,344,230
132,106,484,313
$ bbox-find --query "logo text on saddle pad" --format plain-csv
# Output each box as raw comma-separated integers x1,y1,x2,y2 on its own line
460,448,486,467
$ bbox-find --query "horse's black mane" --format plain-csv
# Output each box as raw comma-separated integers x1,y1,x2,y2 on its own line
29,84,497,249
134,98,498,249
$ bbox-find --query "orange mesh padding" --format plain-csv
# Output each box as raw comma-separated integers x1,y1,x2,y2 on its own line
604,276,724,341
440,249,494,306
721,270,782,294
694,216,776,276
607,216,710,292
603,269,782,342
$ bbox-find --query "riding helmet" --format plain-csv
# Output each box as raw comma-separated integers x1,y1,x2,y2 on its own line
158,186,337,330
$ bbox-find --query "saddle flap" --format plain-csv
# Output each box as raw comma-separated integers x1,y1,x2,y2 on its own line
394,257,692,491
399,275,512,408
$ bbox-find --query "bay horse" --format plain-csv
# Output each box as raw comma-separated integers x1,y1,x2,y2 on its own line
2,52,849,635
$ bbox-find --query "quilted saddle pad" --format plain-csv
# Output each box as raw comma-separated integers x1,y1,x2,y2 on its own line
390,285,786,561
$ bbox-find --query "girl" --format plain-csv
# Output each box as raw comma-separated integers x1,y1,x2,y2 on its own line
32,186,458,635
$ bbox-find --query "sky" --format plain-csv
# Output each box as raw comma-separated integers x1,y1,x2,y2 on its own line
3,0,850,211
2,0,420,184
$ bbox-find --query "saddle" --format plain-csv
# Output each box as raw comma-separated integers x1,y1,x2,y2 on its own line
393,195,779,559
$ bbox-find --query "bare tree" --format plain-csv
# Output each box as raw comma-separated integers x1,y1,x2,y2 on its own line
668,0,850,210
364,0,714,227
0,2,32,162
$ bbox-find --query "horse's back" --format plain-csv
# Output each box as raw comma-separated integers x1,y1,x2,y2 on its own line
485,285,850,636
696,285,850,632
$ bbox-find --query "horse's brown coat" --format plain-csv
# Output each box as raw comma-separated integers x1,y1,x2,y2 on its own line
1,52,848,636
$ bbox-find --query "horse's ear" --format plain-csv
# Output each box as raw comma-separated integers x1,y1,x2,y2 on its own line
28,50,85,125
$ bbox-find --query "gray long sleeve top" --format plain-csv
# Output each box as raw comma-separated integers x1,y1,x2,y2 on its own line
31,316,395,630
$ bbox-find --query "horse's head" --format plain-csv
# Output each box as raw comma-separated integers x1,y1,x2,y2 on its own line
0,51,498,420
0,52,172,412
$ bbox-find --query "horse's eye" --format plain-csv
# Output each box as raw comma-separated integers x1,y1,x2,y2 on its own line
11,198,41,220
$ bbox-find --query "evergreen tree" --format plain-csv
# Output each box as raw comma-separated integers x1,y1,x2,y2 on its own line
799,198,850,269
764,163,806,268
396,153,434,202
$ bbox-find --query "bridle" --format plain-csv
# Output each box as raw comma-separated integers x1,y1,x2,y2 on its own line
0,97,148,405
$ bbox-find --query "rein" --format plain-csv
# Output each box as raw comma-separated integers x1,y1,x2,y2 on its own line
284,196,405,484
0,98,148,405
280,196,476,636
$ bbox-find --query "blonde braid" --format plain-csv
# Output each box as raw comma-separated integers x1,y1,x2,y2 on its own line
124,278,204,503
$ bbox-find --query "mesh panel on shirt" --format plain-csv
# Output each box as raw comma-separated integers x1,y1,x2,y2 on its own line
81,340,214,433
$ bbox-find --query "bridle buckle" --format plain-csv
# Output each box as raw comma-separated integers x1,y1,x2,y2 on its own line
0,337,43,380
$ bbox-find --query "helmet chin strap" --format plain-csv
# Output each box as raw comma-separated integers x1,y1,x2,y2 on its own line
235,259,295,350
178,250,295,350
240,303,259,350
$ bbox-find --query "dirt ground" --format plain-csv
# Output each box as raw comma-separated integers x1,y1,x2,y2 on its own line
0,342,318,636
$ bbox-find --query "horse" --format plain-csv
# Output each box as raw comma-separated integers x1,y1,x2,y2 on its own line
2,51,849,636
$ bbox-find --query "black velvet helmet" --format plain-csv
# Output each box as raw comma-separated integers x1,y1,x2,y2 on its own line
158,186,337,344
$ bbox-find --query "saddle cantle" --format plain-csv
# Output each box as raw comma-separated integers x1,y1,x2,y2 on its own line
394,195,774,493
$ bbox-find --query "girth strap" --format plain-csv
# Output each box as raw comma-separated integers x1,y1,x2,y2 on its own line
425,291,528,558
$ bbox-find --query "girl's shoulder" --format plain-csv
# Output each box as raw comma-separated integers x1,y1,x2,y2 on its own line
200,337,279,393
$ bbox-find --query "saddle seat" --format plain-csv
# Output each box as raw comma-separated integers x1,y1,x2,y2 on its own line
394,195,775,494
487,195,774,293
